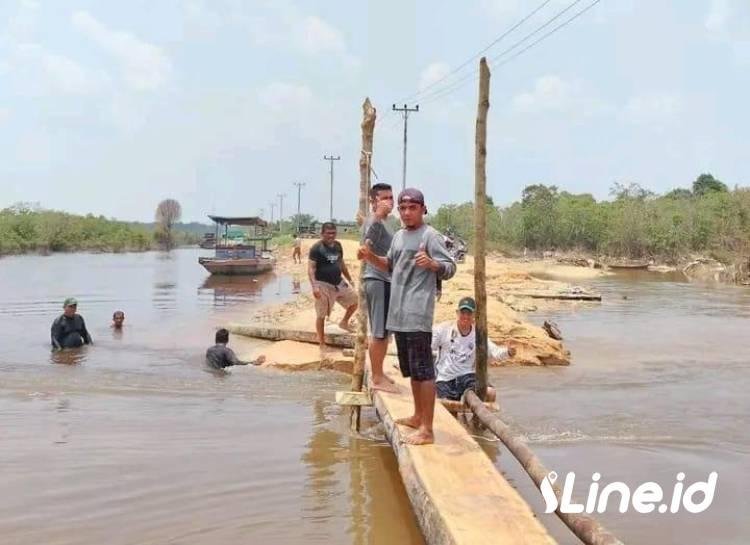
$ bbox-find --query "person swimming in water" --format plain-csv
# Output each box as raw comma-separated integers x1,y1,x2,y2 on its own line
51,297,93,350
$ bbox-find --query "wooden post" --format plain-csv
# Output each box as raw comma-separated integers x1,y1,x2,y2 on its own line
474,58,491,401
351,98,376,431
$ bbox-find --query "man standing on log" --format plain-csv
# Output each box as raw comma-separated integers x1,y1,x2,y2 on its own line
361,182,398,393
359,188,455,445
309,222,358,358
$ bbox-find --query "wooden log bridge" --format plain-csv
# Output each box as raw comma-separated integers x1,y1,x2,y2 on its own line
372,360,558,545
464,390,624,545
227,324,356,348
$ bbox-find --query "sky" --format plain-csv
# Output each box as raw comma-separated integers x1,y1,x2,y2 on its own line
1,0,749,223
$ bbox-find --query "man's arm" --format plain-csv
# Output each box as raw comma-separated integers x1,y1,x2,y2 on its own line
425,231,457,280
227,348,266,366
357,241,389,272
340,259,354,285
80,317,93,345
488,339,513,362
307,258,322,299
50,318,62,350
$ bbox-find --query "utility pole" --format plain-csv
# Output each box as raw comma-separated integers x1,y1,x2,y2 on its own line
293,182,305,233
269,202,276,228
392,103,419,190
277,193,286,232
323,154,340,220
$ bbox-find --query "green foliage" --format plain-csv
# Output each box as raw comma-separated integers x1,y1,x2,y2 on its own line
692,173,728,196
430,177,750,260
0,204,152,255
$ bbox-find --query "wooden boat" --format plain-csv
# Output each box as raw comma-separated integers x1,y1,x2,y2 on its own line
608,262,650,270
198,215,276,276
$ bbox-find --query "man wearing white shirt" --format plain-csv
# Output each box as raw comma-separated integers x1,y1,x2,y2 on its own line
433,297,516,402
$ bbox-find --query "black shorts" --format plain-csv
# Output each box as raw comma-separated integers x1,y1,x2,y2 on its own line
394,331,434,382
436,373,477,401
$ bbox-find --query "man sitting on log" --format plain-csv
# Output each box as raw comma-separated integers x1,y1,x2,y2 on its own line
433,297,516,402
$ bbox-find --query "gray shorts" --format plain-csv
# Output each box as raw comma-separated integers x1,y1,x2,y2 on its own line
364,279,390,340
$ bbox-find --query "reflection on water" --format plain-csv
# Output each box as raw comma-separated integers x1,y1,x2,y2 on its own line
0,249,421,545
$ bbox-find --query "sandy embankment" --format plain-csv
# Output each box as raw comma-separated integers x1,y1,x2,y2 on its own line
236,239,607,370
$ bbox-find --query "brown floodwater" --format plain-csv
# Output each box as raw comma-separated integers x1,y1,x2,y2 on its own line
0,249,422,545
1,251,748,544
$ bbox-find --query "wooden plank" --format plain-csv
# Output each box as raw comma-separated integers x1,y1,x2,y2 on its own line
227,324,355,347
373,358,557,545
511,292,602,301
335,391,372,406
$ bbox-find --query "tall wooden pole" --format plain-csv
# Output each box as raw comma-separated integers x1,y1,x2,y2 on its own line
351,98,376,431
474,58,491,400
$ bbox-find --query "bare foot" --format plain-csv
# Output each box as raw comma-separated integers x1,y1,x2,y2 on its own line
371,378,399,394
338,320,354,332
395,415,420,429
402,430,434,445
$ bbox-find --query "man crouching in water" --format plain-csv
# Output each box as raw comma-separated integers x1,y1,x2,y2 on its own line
205,329,266,370
51,297,93,350
433,297,516,403
359,188,455,445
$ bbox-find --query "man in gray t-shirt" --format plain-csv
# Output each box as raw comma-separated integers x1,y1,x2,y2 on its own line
359,188,455,445
361,182,397,393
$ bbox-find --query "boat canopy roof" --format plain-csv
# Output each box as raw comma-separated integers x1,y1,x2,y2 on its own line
207,215,268,227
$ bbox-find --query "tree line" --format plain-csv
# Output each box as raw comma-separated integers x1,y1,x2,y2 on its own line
430,174,750,262
0,201,202,255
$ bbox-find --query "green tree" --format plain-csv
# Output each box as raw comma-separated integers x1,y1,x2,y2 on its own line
692,173,727,196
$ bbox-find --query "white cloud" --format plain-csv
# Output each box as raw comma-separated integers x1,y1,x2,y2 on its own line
622,93,683,124
257,82,314,113
14,43,105,95
510,75,612,118
0,107,10,123
512,75,571,113
295,16,346,55
705,0,750,63
419,62,451,92
5,0,39,40
71,10,172,91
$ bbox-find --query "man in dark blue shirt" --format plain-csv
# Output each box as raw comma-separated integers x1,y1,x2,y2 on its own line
51,297,93,350
205,328,266,370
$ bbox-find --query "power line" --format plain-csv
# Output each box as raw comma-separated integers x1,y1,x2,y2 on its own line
420,0,601,106
417,0,586,105
393,0,555,105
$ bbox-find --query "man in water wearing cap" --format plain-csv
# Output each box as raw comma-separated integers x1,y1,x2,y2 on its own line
433,297,516,402
50,297,93,350
358,188,455,445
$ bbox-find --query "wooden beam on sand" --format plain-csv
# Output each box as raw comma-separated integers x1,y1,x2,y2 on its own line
227,324,355,347
511,292,602,301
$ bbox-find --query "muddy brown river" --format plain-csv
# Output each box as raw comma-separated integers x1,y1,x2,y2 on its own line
1,250,747,544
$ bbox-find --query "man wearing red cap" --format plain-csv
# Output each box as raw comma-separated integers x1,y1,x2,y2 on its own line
358,188,455,445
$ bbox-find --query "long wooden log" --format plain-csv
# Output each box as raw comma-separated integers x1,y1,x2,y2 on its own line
474,57,490,400
227,324,355,347
464,390,624,545
351,98,377,431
